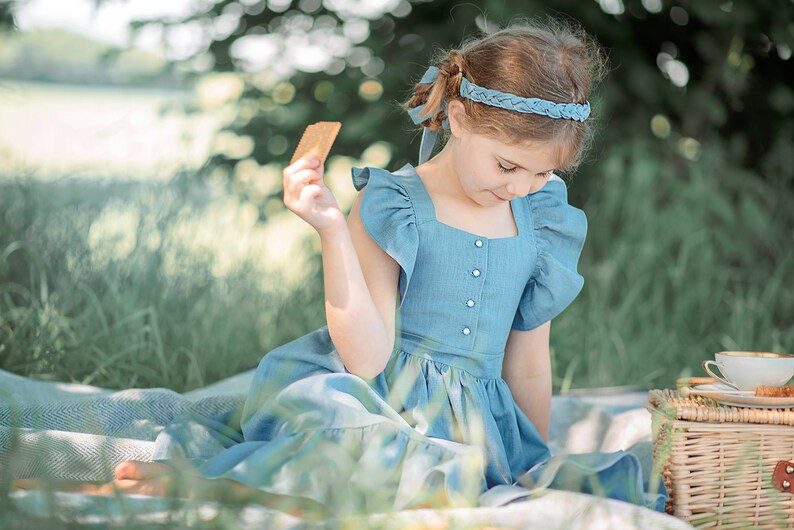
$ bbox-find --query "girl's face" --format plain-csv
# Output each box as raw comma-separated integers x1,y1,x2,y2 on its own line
446,100,561,207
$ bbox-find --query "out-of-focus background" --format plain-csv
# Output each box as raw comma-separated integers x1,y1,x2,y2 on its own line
0,0,791,392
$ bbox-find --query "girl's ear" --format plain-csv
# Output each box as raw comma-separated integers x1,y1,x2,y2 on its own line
447,99,468,139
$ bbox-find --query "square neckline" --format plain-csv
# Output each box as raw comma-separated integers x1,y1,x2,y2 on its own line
402,163,521,241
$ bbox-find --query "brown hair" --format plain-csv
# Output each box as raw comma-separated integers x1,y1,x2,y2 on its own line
402,17,607,173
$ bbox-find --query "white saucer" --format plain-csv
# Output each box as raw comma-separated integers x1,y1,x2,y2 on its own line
683,383,794,409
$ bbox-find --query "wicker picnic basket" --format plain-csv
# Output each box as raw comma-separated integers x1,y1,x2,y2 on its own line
647,380,794,529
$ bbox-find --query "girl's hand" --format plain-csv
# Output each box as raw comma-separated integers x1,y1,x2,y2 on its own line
282,154,346,236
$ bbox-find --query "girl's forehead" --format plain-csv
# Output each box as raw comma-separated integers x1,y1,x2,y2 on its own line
477,133,561,168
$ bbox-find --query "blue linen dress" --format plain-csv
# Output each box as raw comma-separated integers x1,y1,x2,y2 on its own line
151,163,667,515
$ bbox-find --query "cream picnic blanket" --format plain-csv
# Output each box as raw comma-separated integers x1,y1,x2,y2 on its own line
0,368,691,529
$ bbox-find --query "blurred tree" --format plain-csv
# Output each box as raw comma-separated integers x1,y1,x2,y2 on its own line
0,0,17,31
88,0,793,221
1,0,791,387
107,0,792,385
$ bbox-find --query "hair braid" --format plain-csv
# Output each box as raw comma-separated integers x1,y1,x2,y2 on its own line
403,50,468,131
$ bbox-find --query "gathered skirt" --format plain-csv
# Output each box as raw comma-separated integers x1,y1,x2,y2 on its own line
151,326,667,516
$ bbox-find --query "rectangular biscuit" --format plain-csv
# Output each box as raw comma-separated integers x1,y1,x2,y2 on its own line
290,121,342,165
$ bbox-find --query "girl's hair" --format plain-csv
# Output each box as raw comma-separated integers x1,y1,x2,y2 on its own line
402,17,608,173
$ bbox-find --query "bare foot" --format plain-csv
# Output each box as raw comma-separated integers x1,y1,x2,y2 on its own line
12,460,178,497
13,460,330,520
112,461,331,519
13,475,174,497
114,460,171,481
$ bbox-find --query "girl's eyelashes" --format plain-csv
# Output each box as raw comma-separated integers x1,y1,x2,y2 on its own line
497,162,518,173
497,161,554,179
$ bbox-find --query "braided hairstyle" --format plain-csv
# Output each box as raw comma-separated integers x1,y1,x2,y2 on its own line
402,17,607,172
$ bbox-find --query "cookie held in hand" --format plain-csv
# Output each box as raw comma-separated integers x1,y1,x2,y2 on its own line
290,121,342,165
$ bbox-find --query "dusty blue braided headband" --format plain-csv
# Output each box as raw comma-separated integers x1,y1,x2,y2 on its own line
407,65,591,165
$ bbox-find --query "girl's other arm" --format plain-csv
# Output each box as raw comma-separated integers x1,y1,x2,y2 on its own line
282,155,398,379
502,321,552,442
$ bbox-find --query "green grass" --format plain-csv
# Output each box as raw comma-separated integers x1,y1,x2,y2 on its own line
1,136,792,393
0,137,791,529
553,137,794,390
0,177,325,393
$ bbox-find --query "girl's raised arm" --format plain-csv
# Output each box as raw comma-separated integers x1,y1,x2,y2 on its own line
282,154,398,378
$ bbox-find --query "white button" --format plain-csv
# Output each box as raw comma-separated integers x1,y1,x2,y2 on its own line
462,327,471,335
474,240,483,247
472,269,481,277
466,299,475,307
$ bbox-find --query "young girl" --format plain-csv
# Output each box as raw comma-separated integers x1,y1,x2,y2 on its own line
15,19,667,516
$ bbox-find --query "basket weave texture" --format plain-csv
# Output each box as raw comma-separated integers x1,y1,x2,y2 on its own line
647,387,794,529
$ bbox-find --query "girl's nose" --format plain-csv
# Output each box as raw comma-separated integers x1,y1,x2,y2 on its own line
505,183,528,198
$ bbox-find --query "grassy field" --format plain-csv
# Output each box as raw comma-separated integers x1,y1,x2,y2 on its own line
2,150,792,394
1,82,792,394
0,80,325,391
0,78,792,530
559,138,793,390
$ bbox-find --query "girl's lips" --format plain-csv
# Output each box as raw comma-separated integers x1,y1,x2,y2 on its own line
491,191,508,201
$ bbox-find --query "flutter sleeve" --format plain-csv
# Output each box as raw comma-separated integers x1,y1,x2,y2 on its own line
351,166,419,309
512,176,588,331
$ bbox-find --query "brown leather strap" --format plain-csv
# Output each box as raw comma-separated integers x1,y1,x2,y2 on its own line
772,461,794,493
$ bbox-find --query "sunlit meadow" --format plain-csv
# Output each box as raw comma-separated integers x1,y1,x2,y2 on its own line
2,65,793,398
0,77,392,391
0,2,791,527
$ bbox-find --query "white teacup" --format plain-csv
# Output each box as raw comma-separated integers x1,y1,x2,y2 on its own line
702,351,794,391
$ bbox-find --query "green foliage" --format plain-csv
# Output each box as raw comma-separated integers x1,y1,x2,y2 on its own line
0,3,792,521
128,0,794,218
0,1,15,31
0,179,325,392
1,0,792,390
552,136,794,388
165,0,791,387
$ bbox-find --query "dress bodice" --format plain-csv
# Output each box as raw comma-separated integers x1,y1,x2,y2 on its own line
351,163,587,379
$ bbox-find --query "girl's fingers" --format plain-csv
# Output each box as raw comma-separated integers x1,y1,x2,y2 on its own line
283,155,320,179
299,183,323,203
287,167,322,190
284,168,325,203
